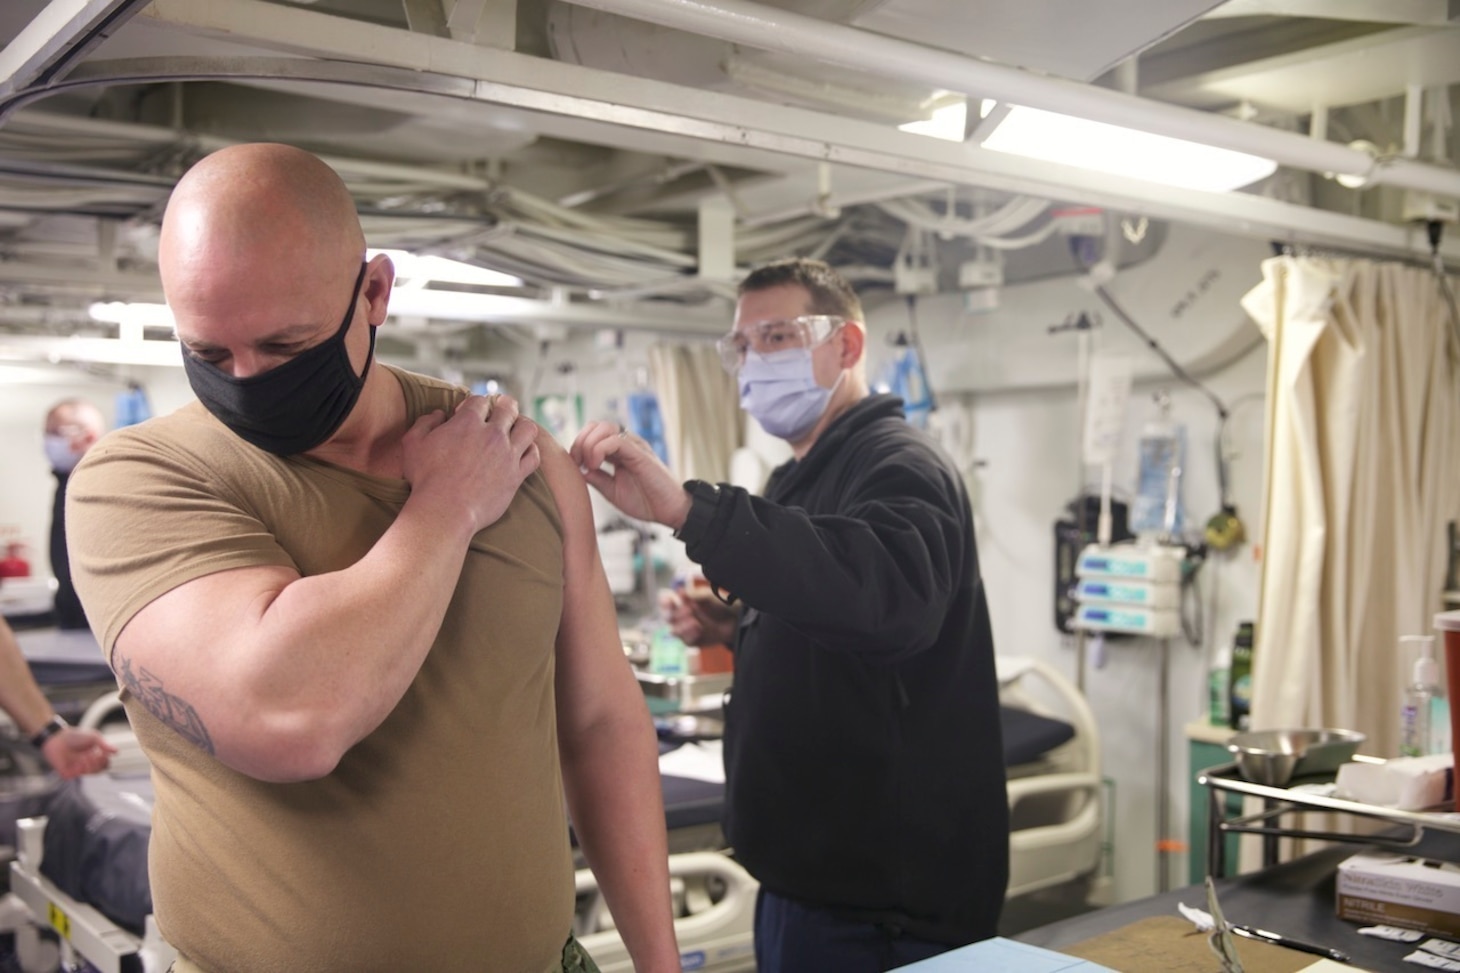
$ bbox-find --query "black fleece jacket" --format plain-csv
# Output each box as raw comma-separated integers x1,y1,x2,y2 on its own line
50,470,88,630
678,394,1009,945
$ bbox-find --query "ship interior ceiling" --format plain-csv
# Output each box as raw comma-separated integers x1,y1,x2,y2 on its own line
5,1,1460,970
1,0,1460,364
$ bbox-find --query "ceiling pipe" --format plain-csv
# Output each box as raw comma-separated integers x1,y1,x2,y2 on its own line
5,109,495,192
0,0,152,103
558,0,1460,199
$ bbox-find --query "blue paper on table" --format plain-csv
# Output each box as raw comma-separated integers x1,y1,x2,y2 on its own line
892,937,1117,972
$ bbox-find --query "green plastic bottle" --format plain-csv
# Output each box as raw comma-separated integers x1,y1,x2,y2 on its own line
1208,640,1231,727
1228,621,1255,731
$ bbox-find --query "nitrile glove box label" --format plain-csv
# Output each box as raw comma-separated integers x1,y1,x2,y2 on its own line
1338,852,1460,939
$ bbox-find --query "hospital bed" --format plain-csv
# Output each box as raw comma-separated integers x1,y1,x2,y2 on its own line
4,656,1099,973
997,656,1106,901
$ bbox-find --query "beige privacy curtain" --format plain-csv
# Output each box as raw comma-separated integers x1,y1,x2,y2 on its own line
647,343,742,484
1241,257,1460,756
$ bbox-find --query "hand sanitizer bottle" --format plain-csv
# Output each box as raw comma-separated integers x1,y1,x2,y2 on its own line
1400,635,1441,757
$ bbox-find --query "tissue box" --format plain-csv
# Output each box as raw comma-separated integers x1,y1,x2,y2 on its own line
1334,754,1453,810
1337,851,1460,938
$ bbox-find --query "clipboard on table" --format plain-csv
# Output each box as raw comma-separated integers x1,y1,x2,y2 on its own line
1059,916,1374,973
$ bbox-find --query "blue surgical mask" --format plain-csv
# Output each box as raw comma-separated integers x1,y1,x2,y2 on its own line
44,434,82,473
738,348,838,441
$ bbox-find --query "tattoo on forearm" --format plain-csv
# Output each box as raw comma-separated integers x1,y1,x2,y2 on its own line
115,653,215,755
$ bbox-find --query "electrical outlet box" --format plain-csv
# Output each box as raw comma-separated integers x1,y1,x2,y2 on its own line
958,258,1004,290
1402,190,1460,224
894,261,939,295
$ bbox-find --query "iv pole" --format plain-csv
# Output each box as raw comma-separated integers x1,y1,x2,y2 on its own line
1051,312,1098,694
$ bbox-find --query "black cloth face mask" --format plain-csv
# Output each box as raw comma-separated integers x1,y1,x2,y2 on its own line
184,262,374,456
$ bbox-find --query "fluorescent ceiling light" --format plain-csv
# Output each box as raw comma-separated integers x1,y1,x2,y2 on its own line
0,334,184,368
981,106,1278,193
898,100,968,142
368,249,522,288
384,288,526,321
89,301,175,329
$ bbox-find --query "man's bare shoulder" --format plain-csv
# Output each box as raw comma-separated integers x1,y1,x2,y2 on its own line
533,431,589,512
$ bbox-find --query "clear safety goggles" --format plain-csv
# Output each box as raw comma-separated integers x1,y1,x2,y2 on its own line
715,315,843,374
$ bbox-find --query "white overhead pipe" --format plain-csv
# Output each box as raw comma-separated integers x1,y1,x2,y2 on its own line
560,0,1460,199
7,110,494,192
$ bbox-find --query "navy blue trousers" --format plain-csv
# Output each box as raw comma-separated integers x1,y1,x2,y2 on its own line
753,888,951,973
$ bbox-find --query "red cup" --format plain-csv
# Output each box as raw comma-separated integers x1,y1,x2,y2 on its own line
1439,610,1460,810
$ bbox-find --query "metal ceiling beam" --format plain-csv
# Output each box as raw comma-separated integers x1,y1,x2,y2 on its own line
26,51,1460,266
383,288,727,334
1202,0,1456,23
1145,25,1460,113
0,0,151,101
131,0,1460,212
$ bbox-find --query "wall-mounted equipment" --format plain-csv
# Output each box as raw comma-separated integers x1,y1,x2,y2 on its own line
1072,543,1185,638
1053,494,1132,634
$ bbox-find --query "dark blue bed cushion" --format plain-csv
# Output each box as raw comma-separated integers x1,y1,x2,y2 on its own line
999,705,1077,766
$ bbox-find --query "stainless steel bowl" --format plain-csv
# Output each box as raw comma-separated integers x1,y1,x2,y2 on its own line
1227,728,1366,786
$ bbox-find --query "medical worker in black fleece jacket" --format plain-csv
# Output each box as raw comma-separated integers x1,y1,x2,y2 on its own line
570,257,1008,972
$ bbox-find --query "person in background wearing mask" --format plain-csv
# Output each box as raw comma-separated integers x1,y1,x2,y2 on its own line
65,143,679,973
0,615,115,777
43,399,106,630
571,257,1008,971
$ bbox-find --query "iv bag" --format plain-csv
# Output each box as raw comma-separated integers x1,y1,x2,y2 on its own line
879,342,934,429
1132,418,1186,535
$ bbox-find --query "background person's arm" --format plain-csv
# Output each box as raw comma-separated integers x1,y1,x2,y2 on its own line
541,436,680,972
0,618,55,741
106,395,540,783
0,619,114,777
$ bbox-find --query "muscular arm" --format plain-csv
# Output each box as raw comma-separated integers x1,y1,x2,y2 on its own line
109,395,539,783
540,438,679,972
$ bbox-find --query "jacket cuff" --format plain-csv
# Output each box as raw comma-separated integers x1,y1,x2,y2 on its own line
675,479,723,547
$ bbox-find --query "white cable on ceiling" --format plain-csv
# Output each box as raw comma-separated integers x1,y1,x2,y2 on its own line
496,186,691,248
877,195,1049,240
518,220,698,267
972,219,1061,251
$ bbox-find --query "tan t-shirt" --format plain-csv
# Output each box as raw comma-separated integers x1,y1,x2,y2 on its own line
67,366,575,973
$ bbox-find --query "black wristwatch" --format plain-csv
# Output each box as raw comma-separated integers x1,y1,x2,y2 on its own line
29,714,67,749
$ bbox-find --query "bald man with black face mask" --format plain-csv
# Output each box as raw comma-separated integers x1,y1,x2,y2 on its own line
64,143,680,973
